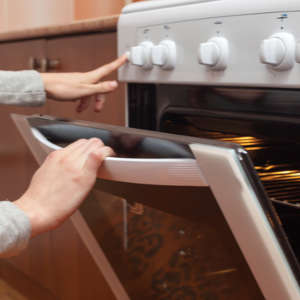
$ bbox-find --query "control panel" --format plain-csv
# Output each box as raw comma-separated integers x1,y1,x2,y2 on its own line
118,1,300,88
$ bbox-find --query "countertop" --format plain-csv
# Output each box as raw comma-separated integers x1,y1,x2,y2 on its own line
0,15,118,43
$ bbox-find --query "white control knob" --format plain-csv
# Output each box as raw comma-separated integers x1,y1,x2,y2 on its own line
260,32,295,71
198,42,219,66
198,37,229,70
129,41,154,70
295,43,300,64
152,40,176,70
152,45,168,66
260,38,285,65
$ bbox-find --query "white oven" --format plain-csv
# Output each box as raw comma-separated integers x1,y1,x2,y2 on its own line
13,0,300,299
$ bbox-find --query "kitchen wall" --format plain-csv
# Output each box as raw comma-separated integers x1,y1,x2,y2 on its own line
0,0,5,31
74,0,125,21
0,0,74,31
0,0,144,32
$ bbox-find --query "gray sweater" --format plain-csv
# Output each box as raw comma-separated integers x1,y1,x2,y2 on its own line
0,70,46,257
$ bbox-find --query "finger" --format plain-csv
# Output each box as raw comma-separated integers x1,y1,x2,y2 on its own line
85,80,118,95
84,146,114,174
75,138,104,162
53,138,89,162
76,97,91,113
94,95,106,112
62,80,117,101
84,54,128,84
62,138,88,153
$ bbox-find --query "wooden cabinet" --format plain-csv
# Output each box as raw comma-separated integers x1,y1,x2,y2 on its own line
0,32,124,300
0,39,47,201
0,38,55,300
46,32,125,125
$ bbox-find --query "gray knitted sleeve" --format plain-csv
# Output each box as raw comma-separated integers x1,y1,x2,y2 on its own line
0,201,31,258
0,70,44,257
0,70,46,106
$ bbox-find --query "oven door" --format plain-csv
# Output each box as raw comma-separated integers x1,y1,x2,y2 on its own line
12,114,300,300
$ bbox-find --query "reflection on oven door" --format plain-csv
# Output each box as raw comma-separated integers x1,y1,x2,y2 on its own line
78,187,264,300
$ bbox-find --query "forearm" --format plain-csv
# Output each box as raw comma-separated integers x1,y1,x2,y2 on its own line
0,70,46,106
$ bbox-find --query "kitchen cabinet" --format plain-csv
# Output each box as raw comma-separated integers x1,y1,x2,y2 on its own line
46,32,125,125
0,32,123,300
0,38,55,299
0,39,47,201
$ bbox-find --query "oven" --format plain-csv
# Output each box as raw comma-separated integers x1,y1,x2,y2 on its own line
12,0,300,299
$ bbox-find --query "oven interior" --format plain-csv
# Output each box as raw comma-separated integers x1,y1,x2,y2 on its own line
129,83,300,268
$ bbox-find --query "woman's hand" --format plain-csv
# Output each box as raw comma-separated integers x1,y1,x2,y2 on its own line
40,54,128,113
14,138,113,237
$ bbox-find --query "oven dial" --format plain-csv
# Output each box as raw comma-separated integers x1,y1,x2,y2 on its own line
152,40,177,70
198,37,229,70
129,41,154,70
295,43,300,64
260,32,295,71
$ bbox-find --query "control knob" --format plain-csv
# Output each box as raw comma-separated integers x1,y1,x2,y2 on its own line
129,41,154,70
152,40,177,70
198,37,229,70
260,32,295,71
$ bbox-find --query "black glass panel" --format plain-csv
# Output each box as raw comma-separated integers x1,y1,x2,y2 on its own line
34,123,193,159
80,182,265,300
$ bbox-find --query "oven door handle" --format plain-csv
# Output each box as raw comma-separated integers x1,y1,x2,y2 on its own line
31,128,207,187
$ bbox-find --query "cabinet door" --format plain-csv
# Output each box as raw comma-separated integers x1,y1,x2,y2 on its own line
0,39,58,299
0,39,47,200
46,33,125,125
0,35,121,300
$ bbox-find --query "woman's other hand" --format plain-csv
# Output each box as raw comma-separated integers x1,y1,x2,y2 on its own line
14,138,114,237
40,54,128,113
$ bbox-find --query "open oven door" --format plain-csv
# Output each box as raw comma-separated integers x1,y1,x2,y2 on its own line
12,114,300,300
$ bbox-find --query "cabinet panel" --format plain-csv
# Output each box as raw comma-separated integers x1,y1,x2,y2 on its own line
0,37,119,300
0,39,56,299
46,32,125,126
0,36,119,300
0,39,47,201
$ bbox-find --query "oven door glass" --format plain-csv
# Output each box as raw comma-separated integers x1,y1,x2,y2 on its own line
12,114,300,300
